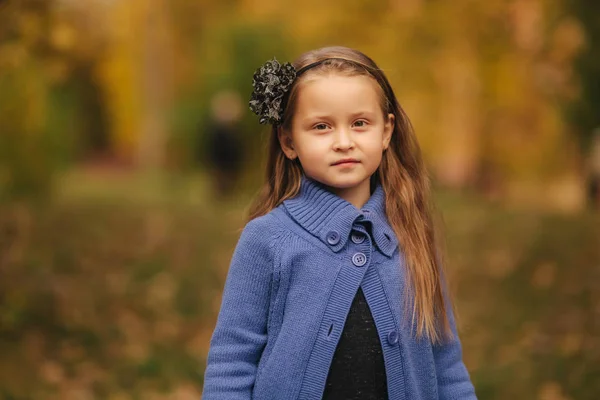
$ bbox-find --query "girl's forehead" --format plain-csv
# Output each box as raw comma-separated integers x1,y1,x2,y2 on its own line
299,72,377,88
294,74,384,112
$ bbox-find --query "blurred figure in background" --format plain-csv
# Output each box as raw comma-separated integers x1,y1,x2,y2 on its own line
204,90,244,197
588,128,600,208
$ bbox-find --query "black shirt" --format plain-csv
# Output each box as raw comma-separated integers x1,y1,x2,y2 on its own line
323,287,389,399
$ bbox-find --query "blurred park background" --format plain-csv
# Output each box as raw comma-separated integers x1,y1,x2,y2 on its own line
1,0,600,399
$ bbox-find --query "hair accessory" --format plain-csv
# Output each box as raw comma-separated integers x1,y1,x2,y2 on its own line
249,58,297,125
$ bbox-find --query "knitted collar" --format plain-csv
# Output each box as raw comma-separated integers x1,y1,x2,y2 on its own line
283,176,399,257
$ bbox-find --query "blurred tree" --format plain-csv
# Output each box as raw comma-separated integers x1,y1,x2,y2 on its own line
0,0,117,200
137,0,173,170
95,0,175,169
569,0,600,208
48,1,112,162
568,0,600,148
0,0,56,200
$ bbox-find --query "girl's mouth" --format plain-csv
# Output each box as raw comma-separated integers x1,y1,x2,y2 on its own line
332,158,360,166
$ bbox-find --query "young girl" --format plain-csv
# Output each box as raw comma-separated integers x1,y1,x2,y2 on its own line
202,46,477,400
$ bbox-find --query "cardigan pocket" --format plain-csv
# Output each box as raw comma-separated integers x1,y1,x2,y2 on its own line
261,258,290,369
268,268,289,335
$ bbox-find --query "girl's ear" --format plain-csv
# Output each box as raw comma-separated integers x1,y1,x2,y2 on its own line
277,127,297,159
383,113,395,150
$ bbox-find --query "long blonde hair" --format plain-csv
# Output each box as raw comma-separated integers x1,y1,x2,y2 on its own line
248,46,451,343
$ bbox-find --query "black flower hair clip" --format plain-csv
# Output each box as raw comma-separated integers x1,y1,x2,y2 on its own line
249,58,297,125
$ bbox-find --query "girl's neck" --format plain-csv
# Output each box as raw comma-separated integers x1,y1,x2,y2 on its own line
328,179,371,209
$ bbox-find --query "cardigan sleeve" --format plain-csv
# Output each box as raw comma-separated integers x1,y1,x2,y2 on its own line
202,216,276,399
432,296,478,400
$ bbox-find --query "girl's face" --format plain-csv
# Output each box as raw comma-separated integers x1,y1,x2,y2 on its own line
280,74,394,207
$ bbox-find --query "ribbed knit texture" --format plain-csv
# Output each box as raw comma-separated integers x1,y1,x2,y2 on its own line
202,176,477,400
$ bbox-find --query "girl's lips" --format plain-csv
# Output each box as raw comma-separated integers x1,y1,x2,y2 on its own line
332,159,360,166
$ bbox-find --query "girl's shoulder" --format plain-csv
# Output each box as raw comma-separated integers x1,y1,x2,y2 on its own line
239,205,289,248
245,204,287,229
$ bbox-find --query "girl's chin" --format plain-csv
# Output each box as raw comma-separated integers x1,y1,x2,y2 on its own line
320,180,370,191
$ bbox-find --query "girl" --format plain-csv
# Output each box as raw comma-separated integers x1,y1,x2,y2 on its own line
202,46,477,400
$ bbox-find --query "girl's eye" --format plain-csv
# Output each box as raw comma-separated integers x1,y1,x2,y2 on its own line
314,123,329,130
353,120,368,127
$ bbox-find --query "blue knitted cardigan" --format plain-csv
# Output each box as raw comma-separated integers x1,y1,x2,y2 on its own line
202,176,477,399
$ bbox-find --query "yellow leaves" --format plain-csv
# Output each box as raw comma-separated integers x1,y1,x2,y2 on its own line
58,385,95,400
106,271,129,296
538,381,571,400
16,12,43,46
153,316,181,342
49,21,76,52
59,340,86,363
389,0,424,20
117,310,151,362
237,0,281,20
170,385,201,400
44,58,70,83
560,333,583,357
40,360,65,385
0,43,28,70
531,261,556,289
106,385,200,400
509,0,544,52
0,61,48,136
94,0,144,160
23,331,46,362
496,343,522,366
94,0,175,163
142,212,170,255
187,327,213,359
108,393,133,400
550,17,586,65
96,48,139,160
487,248,517,279
146,273,177,310
0,196,229,397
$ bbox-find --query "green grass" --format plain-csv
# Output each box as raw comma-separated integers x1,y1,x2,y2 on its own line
0,171,598,399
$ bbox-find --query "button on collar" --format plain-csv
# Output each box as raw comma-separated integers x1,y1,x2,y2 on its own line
351,233,365,244
283,176,397,255
326,230,340,245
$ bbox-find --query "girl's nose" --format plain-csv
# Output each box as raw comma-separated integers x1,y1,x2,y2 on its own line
333,128,355,151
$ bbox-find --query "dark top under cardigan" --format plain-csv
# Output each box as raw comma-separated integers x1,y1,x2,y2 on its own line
323,287,389,400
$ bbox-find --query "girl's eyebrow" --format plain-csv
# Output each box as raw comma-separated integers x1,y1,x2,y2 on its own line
301,114,333,122
349,110,375,118
302,110,375,122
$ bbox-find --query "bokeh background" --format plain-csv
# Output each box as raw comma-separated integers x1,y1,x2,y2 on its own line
1,0,600,399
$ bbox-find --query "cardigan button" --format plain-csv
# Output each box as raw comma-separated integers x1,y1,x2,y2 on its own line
387,330,399,345
351,252,367,267
326,230,340,245
351,233,365,244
